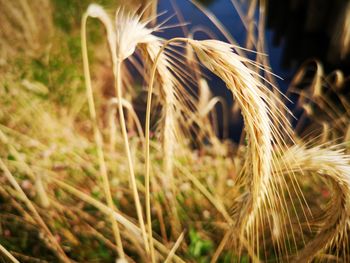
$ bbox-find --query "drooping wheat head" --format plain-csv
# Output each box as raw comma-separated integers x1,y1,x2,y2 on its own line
145,37,300,259
277,144,350,262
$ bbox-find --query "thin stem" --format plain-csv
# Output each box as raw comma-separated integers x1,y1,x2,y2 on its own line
81,13,124,259
210,231,230,263
164,231,185,263
108,106,118,153
113,56,150,257
145,37,188,263
0,243,19,263
108,98,145,151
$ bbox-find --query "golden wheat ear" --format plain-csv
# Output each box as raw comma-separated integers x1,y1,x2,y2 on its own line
186,39,298,258
278,145,350,262
187,41,272,205
144,36,293,259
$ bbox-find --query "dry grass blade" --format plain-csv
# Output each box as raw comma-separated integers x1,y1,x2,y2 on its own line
0,159,70,262
164,231,185,263
52,178,186,263
0,243,20,263
0,0,52,61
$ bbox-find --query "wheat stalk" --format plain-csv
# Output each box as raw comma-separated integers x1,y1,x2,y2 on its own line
113,8,179,260
112,5,198,250
84,5,180,261
139,40,178,192
107,97,145,152
164,231,185,263
82,6,125,259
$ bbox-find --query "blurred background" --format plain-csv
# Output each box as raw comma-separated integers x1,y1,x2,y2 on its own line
1,0,349,141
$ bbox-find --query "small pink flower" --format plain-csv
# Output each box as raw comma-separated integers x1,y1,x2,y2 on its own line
322,188,330,198
4,229,11,237
55,234,61,243
128,130,136,138
21,180,32,190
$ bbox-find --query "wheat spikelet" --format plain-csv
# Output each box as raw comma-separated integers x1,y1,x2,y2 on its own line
187,39,300,259
277,144,350,262
189,40,272,216
144,37,293,259
83,5,126,258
